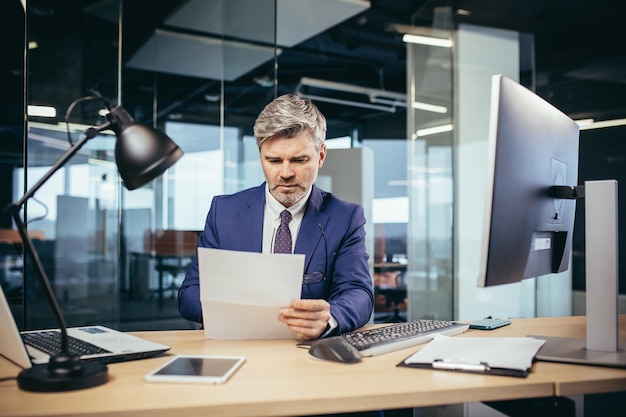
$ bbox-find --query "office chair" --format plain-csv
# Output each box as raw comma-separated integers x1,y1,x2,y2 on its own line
143,230,199,308
374,269,407,323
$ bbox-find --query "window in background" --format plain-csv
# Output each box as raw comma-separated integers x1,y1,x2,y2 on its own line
362,139,409,322
163,122,230,231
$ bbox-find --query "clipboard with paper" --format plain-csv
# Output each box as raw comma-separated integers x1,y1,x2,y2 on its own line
397,334,546,377
198,247,304,339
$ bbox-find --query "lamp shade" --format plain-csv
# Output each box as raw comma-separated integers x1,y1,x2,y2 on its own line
107,106,184,190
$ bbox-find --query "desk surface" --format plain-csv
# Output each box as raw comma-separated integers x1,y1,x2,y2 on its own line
1,316,625,417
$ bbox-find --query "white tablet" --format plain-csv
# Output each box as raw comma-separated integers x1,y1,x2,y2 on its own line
144,354,246,384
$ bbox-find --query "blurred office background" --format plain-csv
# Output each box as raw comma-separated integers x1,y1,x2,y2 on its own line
0,0,625,332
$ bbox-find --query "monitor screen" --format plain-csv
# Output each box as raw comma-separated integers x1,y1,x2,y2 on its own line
478,75,580,287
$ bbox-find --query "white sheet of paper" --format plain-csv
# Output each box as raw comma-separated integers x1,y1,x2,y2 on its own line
403,334,546,371
198,247,305,339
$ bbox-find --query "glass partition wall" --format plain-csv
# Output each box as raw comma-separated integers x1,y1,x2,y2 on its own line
405,6,455,321
21,0,279,331
405,3,569,323
13,0,577,333
17,0,453,331
23,0,126,330
117,0,279,330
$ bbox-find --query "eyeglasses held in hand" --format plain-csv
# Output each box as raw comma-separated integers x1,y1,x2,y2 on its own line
302,224,327,285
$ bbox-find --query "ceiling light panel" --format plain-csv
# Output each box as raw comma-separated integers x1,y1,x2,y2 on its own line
126,29,277,81
165,0,370,48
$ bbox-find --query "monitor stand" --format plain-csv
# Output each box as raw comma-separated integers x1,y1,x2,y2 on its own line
533,180,626,368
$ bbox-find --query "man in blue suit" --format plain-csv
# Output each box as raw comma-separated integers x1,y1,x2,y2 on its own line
178,94,374,341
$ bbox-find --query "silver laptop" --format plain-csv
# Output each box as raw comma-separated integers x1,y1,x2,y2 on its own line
0,286,170,368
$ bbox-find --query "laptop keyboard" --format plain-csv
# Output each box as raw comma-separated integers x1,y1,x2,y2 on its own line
21,330,111,357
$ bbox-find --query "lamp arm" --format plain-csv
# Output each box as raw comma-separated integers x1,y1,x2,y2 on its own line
14,124,109,208
9,207,70,350
5,121,111,355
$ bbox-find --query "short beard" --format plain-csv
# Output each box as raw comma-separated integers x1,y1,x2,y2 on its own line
271,187,307,206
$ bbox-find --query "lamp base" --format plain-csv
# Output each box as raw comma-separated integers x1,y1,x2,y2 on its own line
17,355,108,392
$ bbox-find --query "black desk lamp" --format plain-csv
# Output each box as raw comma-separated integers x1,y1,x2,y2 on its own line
5,97,183,392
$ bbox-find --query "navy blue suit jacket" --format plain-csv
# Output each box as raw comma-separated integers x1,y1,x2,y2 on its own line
178,183,374,335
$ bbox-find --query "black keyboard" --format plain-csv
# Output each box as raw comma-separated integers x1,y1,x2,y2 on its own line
324,319,469,356
21,331,111,357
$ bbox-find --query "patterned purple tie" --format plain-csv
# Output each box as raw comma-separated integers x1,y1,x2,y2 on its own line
274,210,293,254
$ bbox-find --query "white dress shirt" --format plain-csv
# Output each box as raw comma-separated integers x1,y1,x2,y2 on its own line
261,184,337,336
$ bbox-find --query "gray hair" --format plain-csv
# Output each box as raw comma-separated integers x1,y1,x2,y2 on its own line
253,94,326,150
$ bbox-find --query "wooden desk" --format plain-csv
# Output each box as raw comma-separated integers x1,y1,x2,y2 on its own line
0,317,625,417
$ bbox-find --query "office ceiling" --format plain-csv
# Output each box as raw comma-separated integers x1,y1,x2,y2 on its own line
2,0,626,167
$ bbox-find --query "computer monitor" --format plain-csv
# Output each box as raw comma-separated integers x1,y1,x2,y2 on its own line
479,74,625,368
478,74,579,288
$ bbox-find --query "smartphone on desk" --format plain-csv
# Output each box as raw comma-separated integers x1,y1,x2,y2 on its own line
468,318,511,330
144,354,245,384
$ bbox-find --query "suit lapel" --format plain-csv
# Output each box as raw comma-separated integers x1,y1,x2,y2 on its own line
239,185,265,252
296,185,329,264
240,184,328,257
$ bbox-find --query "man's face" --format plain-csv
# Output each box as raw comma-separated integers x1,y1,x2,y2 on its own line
260,132,326,207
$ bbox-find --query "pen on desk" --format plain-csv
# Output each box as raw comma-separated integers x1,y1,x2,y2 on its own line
432,359,490,372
